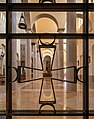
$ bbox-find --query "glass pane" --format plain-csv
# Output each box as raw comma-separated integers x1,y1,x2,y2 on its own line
89,12,93,33
0,0,6,3
0,39,6,110
76,12,83,33
12,12,83,33
0,12,6,33
89,39,94,110
90,116,94,119
12,80,42,110
13,116,83,119
12,39,42,110
13,0,83,3
0,116,6,119
89,0,94,3
11,38,83,111
89,12,94,33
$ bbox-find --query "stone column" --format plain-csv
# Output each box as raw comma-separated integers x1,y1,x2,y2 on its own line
57,28,64,80
66,0,77,91
33,44,37,79
37,51,42,78
26,40,31,80
52,42,58,79
12,4,17,91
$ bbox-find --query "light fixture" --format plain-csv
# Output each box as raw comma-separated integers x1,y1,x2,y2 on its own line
39,0,56,3
18,13,27,29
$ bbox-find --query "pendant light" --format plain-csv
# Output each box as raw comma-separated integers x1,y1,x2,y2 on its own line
18,13,27,29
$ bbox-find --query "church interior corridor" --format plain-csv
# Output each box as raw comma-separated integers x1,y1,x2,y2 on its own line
0,0,94,119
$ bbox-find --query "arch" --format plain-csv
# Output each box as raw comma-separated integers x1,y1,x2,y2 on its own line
31,13,59,31
39,0,56,3
44,55,51,72
42,51,53,60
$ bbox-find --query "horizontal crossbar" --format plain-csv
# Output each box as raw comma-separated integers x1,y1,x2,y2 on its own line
0,3,94,11
1,33,94,39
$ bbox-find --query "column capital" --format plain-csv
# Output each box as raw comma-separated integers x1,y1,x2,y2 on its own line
57,28,65,33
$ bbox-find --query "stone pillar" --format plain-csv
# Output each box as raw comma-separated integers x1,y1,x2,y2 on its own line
66,0,77,91
26,40,31,80
37,52,42,78
12,4,17,91
57,28,64,79
33,44,37,79
37,53,39,77
52,42,58,79
55,42,58,79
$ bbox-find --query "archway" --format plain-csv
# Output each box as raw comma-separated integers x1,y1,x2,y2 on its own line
43,55,51,74
33,14,58,77
31,13,59,31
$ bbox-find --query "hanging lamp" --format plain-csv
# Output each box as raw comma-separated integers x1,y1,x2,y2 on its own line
18,13,27,29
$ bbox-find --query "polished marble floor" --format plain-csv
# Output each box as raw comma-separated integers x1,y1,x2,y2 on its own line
0,76,94,119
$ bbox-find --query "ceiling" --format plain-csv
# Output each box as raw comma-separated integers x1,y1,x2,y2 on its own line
35,17,57,33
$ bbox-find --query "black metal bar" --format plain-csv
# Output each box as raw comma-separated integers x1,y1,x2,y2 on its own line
89,34,94,39
6,0,12,119
0,3,6,11
1,3,94,11
3,33,88,39
1,33,94,40
88,3,94,11
9,65,84,83
18,66,43,71
0,110,94,116
9,110,86,116
0,110,6,115
0,34,6,39
83,0,89,118
89,110,94,116
6,3,86,12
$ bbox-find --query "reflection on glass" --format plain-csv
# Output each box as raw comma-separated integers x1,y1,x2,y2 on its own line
12,12,84,33
39,77,55,102
0,116,6,119
89,12,94,33
89,39,94,110
76,12,83,33
13,0,83,3
0,0,6,3
89,0,94,3
89,117,94,119
0,40,6,110
0,12,6,33
11,38,83,110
